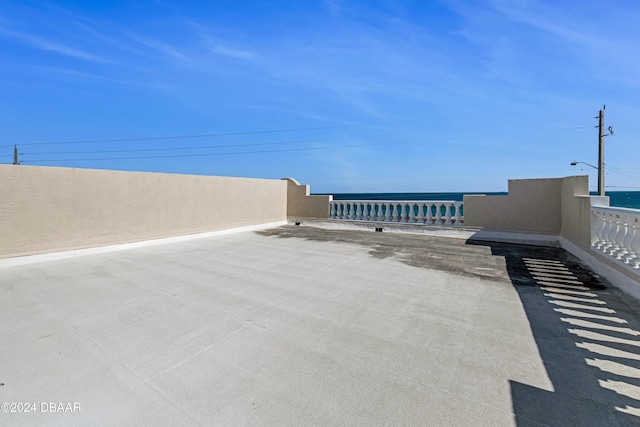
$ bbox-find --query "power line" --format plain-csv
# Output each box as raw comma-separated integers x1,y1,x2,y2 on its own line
1,125,360,148
0,114,504,148
21,139,427,162
19,125,602,163
23,136,355,156
1,111,594,149
606,168,640,182
21,124,602,156
20,127,601,163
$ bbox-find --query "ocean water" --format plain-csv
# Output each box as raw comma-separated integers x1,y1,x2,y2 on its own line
325,191,640,209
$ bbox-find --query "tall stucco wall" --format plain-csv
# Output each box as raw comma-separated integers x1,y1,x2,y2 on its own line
282,178,331,219
0,165,287,258
464,178,562,234
559,175,592,248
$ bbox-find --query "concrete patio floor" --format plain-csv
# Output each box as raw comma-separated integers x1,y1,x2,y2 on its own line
2,225,640,426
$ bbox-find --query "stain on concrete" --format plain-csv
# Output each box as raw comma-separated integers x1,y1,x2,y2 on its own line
257,225,605,289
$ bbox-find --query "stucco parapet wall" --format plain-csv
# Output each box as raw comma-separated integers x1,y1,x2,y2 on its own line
464,177,563,234
0,165,288,258
282,177,332,219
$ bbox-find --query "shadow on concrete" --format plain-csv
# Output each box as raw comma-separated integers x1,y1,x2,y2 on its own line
258,225,640,425
468,240,640,426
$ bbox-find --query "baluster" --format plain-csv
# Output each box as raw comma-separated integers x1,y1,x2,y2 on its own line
355,203,362,220
591,209,606,248
383,203,390,222
350,202,357,220
417,203,425,224
452,203,462,226
618,215,635,260
628,222,640,268
444,203,453,225
423,203,431,225
612,218,629,258
599,214,613,252
400,203,408,223
605,215,620,255
622,223,637,264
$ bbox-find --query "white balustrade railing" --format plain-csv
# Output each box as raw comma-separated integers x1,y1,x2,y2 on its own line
329,200,463,226
591,206,640,269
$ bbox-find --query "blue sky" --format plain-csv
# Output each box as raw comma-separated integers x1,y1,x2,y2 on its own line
1,0,639,193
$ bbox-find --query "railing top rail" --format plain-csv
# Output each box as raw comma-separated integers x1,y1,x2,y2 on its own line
592,205,640,216
330,200,460,204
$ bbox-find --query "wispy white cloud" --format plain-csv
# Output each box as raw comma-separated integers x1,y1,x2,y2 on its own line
204,42,254,59
232,104,330,122
34,66,134,86
126,32,186,59
68,17,146,57
187,24,256,59
0,27,108,62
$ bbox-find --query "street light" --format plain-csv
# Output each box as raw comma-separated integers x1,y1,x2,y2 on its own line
571,161,606,195
570,161,598,170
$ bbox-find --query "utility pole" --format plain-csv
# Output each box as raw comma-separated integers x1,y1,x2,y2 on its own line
597,107,605,196
13,145,19,165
